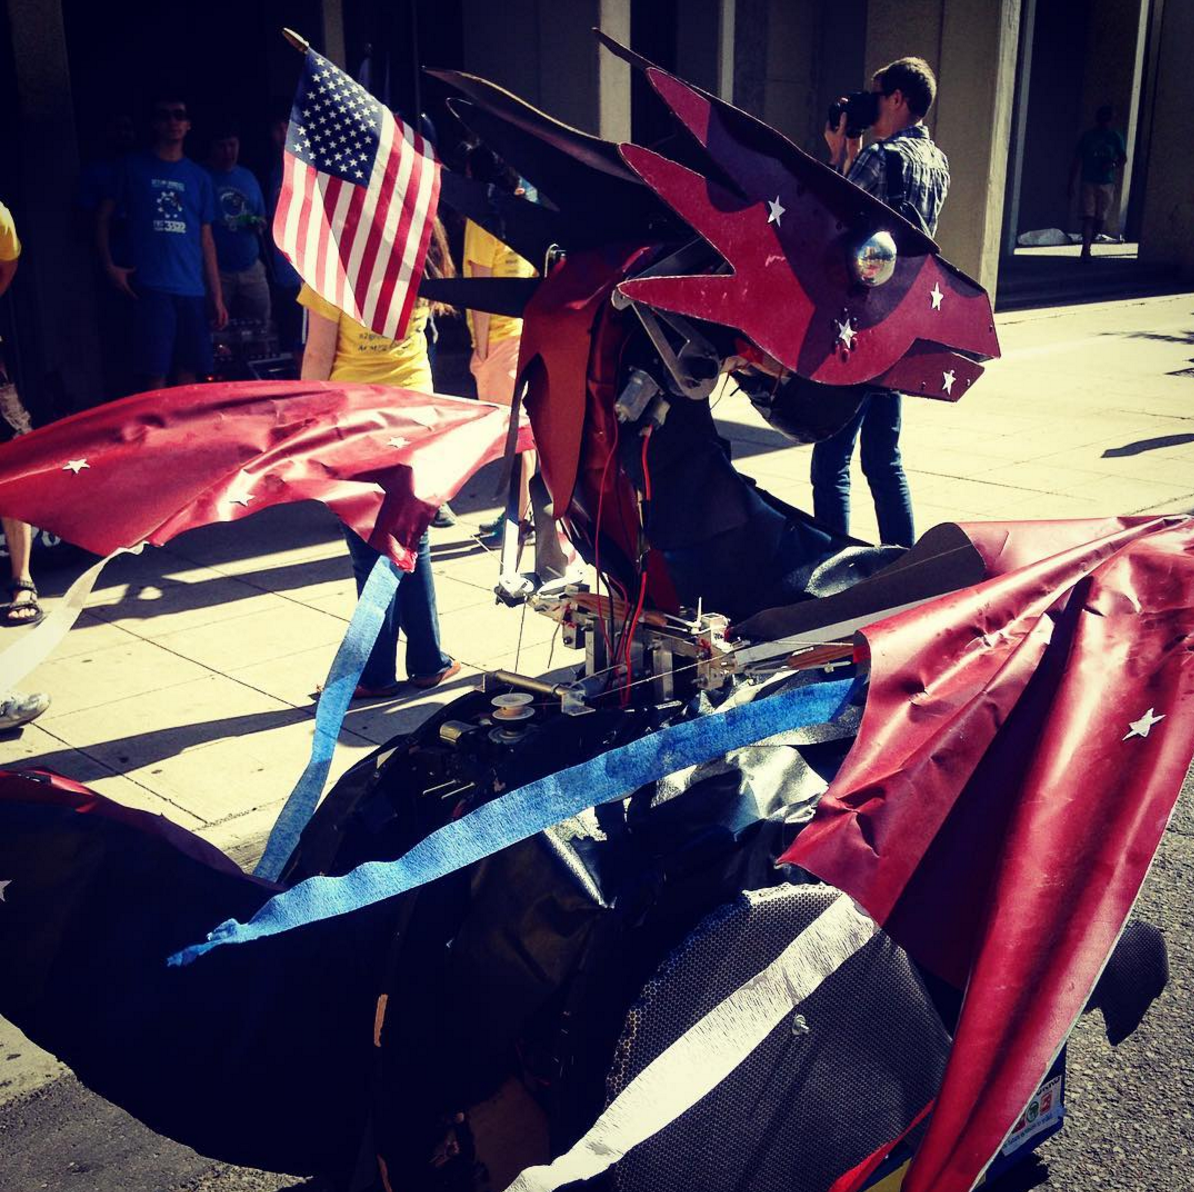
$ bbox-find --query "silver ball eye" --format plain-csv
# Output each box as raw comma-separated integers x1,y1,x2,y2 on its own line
851,231,897,287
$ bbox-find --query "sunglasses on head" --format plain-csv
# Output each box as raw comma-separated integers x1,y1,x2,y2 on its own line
155,107,188,121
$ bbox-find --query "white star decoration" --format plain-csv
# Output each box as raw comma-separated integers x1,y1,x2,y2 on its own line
767,197,785,227
835,319,856,350
63,458,90,474
0,879,10,902
930,283,944,311
942,370,956,395
387,436,410,449
228,494,255,508
1123,708,1165,740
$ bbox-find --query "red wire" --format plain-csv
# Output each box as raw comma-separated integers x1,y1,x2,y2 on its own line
621,570,649,706
593,416,620,671
620,427,654,705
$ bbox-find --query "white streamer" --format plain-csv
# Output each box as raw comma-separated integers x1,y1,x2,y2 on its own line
506,893,878,1192
0,545,142,689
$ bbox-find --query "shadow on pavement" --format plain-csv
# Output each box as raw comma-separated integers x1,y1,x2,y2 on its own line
1102,433,1194,458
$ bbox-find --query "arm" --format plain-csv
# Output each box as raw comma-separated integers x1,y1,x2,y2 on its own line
1067,154,1081,200
470,261,493,360
96,197,137,298
300,309,338,381
0,256,16,299
201,224,228,329
824,110,862,175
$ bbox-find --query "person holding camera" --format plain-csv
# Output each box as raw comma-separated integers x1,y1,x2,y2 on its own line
812,57,948,548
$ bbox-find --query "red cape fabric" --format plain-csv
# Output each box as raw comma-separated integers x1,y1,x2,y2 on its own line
0,380,531,568
784,515,1194,1192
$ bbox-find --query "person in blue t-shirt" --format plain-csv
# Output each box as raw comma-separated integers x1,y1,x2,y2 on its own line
96,95,227,390
206,120,270,327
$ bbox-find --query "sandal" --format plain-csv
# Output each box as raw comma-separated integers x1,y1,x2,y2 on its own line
3,579,45,628
409,659,461,690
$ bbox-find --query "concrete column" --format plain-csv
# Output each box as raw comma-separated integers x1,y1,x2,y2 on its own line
931,0,1021,292
718,0,736,102
320,0,346,67
5,0,102,413
461,0,606,133
1138,0,1194,280
1001,0,1034,256
598,0,632,141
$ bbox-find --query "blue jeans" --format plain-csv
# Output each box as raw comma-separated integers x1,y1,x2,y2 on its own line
343,529,450,688
810,389,914,547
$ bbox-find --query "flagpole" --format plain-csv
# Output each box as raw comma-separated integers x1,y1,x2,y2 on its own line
282,27,310,54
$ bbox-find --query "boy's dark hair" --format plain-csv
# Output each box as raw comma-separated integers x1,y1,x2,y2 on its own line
208,115,241,141
872,57,937,119
147,93,189,119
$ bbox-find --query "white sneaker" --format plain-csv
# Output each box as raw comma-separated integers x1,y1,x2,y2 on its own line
0,691,50,731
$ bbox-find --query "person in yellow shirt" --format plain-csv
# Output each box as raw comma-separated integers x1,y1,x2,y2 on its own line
463,145,538,541
299,219,460,698
0,199,51,729
0,200,44,631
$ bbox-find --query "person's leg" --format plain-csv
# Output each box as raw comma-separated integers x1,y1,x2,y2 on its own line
396,531,452,681
237,260,271,326
859,390,915,547
474,338,531,520
1,517,38,622
1080,184,1097,259
172,294,214,385
130,287,175,391
343,529,401,691
810,395,868,535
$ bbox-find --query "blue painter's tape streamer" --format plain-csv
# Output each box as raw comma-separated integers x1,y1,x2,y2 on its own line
253,555,402,882
173,676,853,965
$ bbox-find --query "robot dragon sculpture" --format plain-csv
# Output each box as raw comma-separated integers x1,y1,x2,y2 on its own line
0,32,1188,1192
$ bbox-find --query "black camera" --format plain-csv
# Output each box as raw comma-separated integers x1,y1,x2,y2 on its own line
827,91,880,137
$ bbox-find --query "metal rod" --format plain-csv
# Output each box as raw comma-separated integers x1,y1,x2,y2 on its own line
488,669,565,698
282,27,310,54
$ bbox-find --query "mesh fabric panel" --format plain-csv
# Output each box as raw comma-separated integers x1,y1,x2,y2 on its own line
606,885,951,1192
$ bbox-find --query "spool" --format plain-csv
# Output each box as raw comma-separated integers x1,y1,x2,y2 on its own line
491,693,535,722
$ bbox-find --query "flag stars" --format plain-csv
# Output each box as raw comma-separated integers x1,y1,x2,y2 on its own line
767,196,785,227
930,282,944,311
1123,708,1165,740
942,369,956,395
63,458,90,474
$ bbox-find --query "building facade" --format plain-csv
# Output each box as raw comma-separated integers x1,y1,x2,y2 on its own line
0,0,1189,420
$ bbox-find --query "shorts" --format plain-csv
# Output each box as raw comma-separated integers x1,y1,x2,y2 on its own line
220,259,272,326
131,287,214,378
1081,182,1115,221
469,335,520,406
0,337,34,442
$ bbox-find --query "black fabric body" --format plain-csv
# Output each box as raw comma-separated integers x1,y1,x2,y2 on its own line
0,795,394,1176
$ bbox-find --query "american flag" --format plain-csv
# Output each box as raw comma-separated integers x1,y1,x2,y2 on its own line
274,49,440,341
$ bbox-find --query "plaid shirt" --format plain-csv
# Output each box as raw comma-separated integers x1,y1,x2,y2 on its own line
846,123,950,236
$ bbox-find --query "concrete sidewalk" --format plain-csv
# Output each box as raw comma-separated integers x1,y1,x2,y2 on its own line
3,292,1193,870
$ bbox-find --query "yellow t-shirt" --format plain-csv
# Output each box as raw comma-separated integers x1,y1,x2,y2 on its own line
463,220,536,347
299,285,432,390
0,202,21,262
